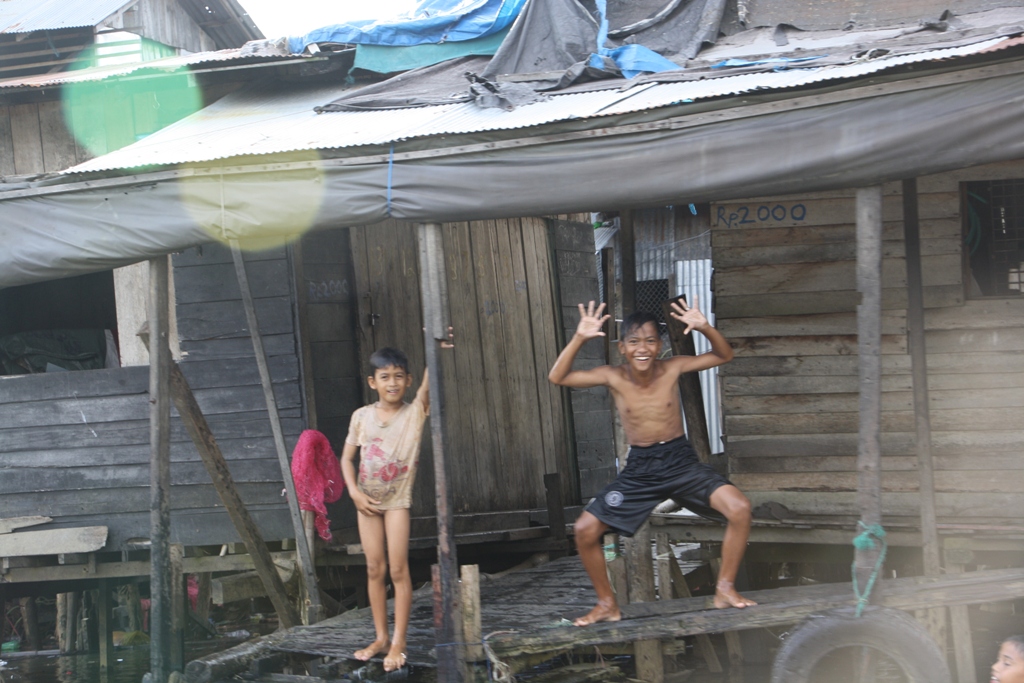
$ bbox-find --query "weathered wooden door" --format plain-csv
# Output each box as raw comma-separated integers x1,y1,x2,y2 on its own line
349,218,575,516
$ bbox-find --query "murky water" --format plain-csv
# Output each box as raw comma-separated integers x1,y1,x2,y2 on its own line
0,648,150,683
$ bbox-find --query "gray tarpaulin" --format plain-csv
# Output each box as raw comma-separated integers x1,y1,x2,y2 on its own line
3,71,1024,288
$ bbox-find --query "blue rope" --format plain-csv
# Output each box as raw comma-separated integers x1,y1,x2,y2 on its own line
386,143,395,216
851,521,887,617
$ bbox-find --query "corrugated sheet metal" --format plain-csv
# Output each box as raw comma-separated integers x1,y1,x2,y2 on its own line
68,35,1014,174
675,258,723,454
0,49,306,89
0,0,133,33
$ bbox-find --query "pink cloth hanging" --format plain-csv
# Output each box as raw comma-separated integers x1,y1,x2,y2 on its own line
290,429,345,541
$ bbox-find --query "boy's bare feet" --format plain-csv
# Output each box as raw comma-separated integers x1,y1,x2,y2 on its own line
713,580,757,609
574,599,622,626
354,638,390,661
383,644,407,672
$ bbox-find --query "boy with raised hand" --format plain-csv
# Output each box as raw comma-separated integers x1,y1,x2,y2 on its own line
340,347,429,672
549,299,755,626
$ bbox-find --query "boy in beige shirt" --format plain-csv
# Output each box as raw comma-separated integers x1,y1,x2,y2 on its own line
341,347,429,672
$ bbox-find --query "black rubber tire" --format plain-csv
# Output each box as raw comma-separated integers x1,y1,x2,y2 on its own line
770,606,952,683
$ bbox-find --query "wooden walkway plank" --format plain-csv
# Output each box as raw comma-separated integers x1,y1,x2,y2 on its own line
486,566,1024,658
0,526,107,557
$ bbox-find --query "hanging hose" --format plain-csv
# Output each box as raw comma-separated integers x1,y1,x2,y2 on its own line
851,521,888,617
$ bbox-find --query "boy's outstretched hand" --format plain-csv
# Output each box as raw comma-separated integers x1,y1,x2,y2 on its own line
575,301,611,340
669,295,708,335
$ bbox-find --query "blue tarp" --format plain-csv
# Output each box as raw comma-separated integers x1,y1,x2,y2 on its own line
288,0,527,53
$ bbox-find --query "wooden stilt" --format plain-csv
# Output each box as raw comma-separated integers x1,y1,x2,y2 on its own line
149,255,173,683
544,473,567,559
19,596,39,651
854,187,884,598
229,241,323,626
170,544,185,672
655,533,722,673
948,563,977,683
619,210,636,316
163,358,300,628
600,247,615,363
709,557,744,667
460,565,484,662
417,222,464,683
625,522,664,683
56,593,67,652
97,581,114,670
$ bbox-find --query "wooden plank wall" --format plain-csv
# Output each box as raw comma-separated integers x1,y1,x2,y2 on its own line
349,218,591,514
711,159,1024,522
297,228,362,530
134,0,218,53
551,218,617,500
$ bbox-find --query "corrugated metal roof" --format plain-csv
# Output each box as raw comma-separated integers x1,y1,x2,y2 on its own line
67,35,1016,174
0,48,308,89
0,0,133,33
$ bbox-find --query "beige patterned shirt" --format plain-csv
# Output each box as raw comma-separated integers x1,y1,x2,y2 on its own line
345,396,427,510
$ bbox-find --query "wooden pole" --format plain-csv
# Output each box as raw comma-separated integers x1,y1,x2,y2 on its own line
170,544,185,672
229,241,323,626
619,210,636,315
97,581,114,670
149,255,173,683
601,247,616,362
544,473,567,558
902,178,949,649
166,361,300,628
18,597,39,651
460,565,484,662
854,187,884,596
417,222,464,682
662,296,713,464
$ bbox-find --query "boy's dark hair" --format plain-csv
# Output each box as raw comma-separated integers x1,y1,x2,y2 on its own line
620,310,660,339
369,347,410,374
1005,635,1024,657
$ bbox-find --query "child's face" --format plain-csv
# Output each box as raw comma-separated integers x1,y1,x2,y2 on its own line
368,364,412,406
619,322,662,372
992,641,1024,683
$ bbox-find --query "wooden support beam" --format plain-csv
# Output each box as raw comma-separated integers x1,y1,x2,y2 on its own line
229,241,323,626
605,534,628,605
64,591,79,654
97,580,114,670
166,360,300,628
149,256,173,683
544,473,567,559
855,187,884,598
170,544,186,672
461,565,484,662
619,210,636,314
18,596,39,652
655,533,721,673
624,522,663,683
709,557,743,666
601,246,616,361
417,222,464,683
947,564,977,683
662,296,713,464
902,177,947,647
487,567,1024,658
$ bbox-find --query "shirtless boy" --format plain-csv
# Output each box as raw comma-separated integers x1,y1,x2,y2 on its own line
340,347,430,672
549,299,756,626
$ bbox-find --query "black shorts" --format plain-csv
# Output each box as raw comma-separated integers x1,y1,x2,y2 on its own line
585,435,733,537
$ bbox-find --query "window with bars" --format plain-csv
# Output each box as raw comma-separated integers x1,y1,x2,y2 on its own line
964,179,1024,297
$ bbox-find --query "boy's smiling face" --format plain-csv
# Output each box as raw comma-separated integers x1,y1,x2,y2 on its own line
619,321,662,373
368,364,412,406
993,641,1024,683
